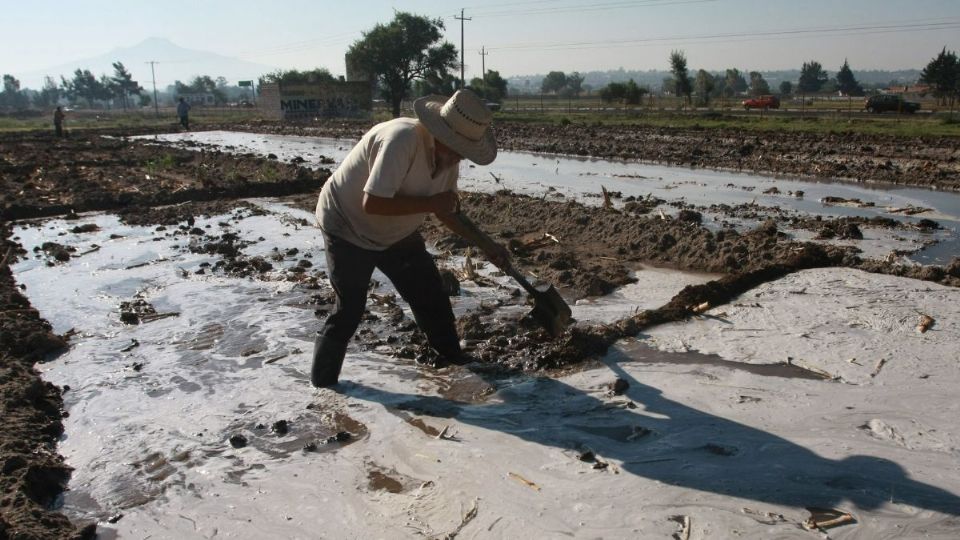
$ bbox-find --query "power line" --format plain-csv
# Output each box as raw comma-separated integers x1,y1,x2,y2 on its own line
486,18,960,53
479,46,489,77
233,30,362,59
466,0,716,17
146,61,159,117
455,8,472,88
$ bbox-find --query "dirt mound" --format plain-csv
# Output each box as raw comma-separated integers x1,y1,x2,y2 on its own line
0,131,330,221
1,224,86,540
417,192,846,299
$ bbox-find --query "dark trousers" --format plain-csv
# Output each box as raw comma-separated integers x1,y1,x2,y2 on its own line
320,231,460,356
179,115,189,130
54,123,63,137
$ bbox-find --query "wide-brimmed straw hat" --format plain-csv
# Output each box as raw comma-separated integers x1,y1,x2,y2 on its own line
414,89,497,166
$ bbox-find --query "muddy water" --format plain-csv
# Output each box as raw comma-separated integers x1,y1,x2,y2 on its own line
138,131,960,264
11,198,782,529
14,201,960,536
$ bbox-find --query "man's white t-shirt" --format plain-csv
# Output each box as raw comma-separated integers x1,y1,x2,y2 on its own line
316,118,458,251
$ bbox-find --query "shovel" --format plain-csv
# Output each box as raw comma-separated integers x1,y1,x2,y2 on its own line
449,210,572,336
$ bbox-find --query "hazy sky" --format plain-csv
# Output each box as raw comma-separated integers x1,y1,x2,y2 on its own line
3,0,959,83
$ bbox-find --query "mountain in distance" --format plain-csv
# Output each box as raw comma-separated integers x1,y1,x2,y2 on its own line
17,37,276,90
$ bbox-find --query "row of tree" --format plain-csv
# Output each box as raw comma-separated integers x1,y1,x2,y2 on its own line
0,63,146,111
537,47,960,110
0,62,257,111
665,53,866,107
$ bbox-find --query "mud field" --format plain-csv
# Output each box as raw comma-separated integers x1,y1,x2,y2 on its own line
2,126,959,538
225,118,960,191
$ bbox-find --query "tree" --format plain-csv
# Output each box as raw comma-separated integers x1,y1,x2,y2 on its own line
835,59,864,97
59,75,76,104
798,61,828,94
724,68,747,97
599,82,626,103
779,80,792,96
112,62,143,110
100,74,120,108
598,79,647,105
259,68,337,86
347,12,458,117
694,69,715,106
919,47,959,106
623,79,647,104
0,74,30,110
661,77,675,96
563,72,584,98
749,71,770,96
176,75,227,104
669,50,692,106
414,71,458,97
34,76,60,108
541,71,567,94
469,70,507,102
66,69,107,107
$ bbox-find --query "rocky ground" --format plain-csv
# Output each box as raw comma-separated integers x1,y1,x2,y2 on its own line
1,123,959,538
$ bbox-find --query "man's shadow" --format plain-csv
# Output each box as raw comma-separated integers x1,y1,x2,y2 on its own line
337,349,960,517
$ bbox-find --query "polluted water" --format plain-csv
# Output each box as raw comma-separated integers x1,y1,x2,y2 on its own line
9,133,960,537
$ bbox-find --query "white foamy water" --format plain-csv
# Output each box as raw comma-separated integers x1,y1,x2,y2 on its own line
135,130,960,265
14,200,960,538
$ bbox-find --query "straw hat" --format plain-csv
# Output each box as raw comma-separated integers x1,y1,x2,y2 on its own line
414,89,497,166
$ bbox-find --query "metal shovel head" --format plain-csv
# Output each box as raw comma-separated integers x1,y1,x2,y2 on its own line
528,284,573,337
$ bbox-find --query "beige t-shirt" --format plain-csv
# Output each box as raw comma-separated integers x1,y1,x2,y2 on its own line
316,118,458,250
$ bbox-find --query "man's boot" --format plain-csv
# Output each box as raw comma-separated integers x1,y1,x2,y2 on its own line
311,335,348,387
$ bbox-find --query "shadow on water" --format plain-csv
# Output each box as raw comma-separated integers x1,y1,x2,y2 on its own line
338,349,960,518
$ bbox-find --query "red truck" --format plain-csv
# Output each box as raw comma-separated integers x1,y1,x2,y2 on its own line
742,95,780,110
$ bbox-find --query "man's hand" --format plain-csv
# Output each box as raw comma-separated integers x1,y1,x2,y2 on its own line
429,191,459,216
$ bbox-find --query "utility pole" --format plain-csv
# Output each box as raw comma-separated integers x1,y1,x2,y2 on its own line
454,8,471,89
479,46,489,79
147,61,160,118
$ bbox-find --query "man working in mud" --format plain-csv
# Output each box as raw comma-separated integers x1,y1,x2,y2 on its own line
53,106,65,137
177,97,191,130
312,89,506,388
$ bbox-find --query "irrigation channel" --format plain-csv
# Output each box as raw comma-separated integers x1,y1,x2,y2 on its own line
11,131,960,538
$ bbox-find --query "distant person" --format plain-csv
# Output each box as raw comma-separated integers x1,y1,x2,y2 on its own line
53,106,65,137
177,98,191,130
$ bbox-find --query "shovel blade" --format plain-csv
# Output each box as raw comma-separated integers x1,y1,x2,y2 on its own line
529,285,573,337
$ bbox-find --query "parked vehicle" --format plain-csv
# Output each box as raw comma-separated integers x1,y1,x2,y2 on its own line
742,95,780,110
864,94,920,114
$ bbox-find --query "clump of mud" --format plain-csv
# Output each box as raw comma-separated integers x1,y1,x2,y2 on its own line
1,222,86,539
421,192,844,299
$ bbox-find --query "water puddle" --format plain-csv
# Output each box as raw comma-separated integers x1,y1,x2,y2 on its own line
136,131,960,264
12,190,958,535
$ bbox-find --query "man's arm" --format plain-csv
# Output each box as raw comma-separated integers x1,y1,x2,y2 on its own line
361,191,457,216
435,211,510,268
363,191,509,267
